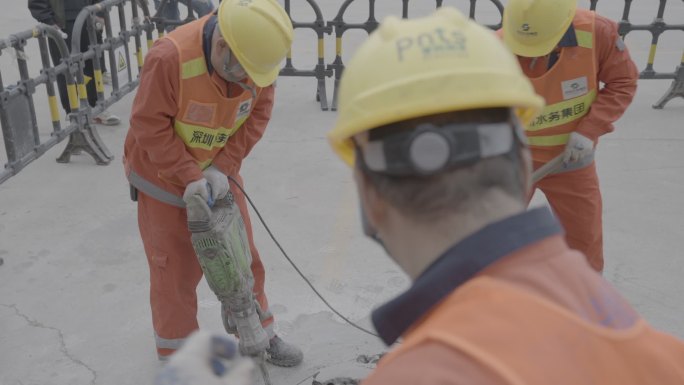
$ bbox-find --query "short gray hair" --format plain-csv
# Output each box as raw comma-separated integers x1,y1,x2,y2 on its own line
359,108,526,222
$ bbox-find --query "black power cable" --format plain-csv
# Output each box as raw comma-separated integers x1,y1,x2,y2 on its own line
227,176,380,339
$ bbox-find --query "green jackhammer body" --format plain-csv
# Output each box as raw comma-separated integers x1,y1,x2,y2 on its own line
186,192,270,357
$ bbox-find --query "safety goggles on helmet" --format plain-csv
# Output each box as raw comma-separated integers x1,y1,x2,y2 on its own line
355,118,527,177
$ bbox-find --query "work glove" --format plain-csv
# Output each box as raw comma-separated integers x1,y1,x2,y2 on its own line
562,132,594,165
203,165,230,201
155,330,256,385
183,178,210,204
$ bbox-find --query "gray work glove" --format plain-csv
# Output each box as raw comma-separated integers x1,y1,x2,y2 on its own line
563,132,594,165
183,178,210,204
155,330,256,385
203,165,230,201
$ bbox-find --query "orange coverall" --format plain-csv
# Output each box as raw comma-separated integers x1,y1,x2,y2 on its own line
123,36,275,358
518,12,638,272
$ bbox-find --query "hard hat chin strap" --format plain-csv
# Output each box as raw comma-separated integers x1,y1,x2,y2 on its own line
359,118,526,176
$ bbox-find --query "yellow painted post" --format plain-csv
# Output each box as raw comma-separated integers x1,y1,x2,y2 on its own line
94,69,104,93
137,47,144,67
48,95,60,123
648,44,657,65
67,84,79,110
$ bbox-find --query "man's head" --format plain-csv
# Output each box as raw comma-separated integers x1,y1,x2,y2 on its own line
328,7,544,271
502,0,577,57
212,0,293,86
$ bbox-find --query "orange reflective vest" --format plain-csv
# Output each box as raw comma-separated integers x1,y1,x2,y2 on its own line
166,16,260,171
125,15,263,207
378,277,684,384
499,9,598,163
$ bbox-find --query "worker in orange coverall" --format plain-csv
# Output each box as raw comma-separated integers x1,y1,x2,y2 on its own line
123,0,302,366
499,0,638,272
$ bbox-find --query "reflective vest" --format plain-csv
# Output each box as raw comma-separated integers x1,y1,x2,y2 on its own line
166,15,260,171
378,277,684,384
499,9,598,164
126,15,261,207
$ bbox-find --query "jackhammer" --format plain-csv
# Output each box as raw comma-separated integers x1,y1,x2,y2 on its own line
186,191,272,385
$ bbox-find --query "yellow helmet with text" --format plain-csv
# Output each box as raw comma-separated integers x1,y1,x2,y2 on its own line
217,0,294,87
328,7,544,165
502,0,577,57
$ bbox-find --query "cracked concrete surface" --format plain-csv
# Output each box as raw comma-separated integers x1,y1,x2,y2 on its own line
1,304,97,385
1,1,683,384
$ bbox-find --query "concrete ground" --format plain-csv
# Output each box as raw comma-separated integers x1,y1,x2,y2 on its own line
1,1,683,384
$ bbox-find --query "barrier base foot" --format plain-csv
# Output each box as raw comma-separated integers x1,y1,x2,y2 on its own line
653,67,684,109
56,123,113,165
317,78,329,111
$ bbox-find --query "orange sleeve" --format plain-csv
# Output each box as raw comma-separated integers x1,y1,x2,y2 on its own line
128,39,204,187
361,342,509,385
211,84,275,176
575,14,639,141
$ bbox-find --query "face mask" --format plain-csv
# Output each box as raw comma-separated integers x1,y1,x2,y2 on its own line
222,48,246,81
220,48,257,100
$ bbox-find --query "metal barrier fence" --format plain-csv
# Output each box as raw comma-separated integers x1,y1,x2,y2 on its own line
589,0,684,109
0,0,153,184
1,0,682,185
281,0,333,110
326,0,504,111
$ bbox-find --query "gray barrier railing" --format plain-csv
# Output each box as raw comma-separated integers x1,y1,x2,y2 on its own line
2,0,682,185
0,25,77,184
326,0,504,111
589,0,684,109
57,0,154,163
281,0,333,110
0,0,154,184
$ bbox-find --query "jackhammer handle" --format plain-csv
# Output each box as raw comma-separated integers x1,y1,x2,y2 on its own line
531,154,565,185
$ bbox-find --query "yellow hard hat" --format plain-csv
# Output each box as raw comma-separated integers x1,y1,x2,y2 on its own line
217,0,294,87
502,0,577,57
328,7,544,166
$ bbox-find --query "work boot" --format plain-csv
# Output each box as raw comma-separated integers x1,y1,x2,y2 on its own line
265,336,303,367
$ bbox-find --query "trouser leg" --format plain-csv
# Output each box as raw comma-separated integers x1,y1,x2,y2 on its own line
137,193,204,358
48,32,71,113
76,25,99,108
534,162,604,272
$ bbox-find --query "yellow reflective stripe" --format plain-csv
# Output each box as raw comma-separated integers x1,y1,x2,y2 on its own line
49,95,60,122
67,84,79,109
526,89,597,132
528,134,571,146
648,44,657,65
575,30,593,49
94,70,104,93
181,57,207,79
